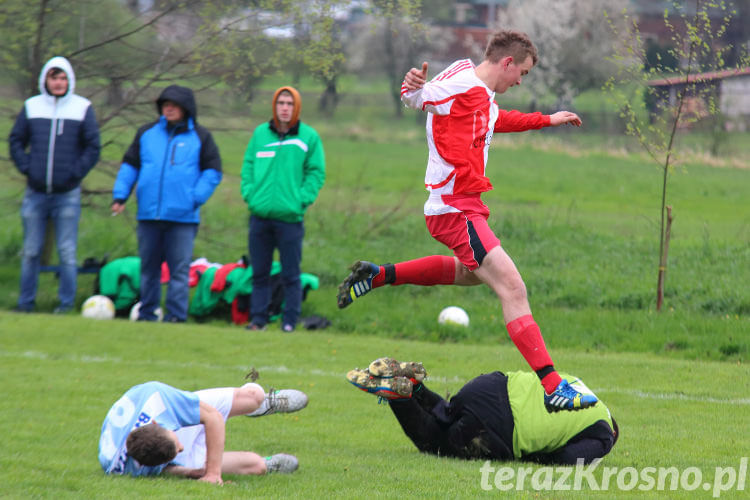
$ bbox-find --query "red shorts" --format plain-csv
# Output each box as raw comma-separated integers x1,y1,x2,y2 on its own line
424,196,501,271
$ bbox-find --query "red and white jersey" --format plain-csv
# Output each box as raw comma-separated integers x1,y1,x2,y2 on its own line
401,59,550,215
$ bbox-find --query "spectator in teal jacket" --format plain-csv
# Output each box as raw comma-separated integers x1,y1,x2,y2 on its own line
240,86,325,332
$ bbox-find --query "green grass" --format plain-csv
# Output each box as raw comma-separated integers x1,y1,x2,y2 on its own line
1,115,748,361
1,79,749,498
1,313,749,499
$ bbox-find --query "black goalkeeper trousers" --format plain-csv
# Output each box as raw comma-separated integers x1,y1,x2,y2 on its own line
387,372,514,460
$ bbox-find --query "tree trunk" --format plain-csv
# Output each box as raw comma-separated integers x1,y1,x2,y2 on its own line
656,206,673,311
107,77,125,107
383,18,403,118
318,78,338,116
29,0,50,94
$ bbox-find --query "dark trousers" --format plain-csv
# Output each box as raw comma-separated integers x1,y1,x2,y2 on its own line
248,215,304,327
137,220,197,322
388,372,515,460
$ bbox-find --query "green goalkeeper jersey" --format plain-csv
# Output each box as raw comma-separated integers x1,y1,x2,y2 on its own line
507,371,613,459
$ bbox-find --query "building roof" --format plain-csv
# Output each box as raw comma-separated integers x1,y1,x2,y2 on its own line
648,67,750,86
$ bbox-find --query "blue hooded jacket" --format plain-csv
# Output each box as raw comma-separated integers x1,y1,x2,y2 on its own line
8,56,101,193
112,85,222,223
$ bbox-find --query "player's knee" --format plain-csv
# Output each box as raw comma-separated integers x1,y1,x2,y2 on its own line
502,274,528,302
455,263,481,285
240,382,265,407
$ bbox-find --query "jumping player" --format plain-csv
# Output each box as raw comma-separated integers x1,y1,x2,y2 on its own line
337,30,594,413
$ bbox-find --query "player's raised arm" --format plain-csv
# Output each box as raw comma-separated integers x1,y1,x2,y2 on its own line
402,62,428,91
400,62,430,111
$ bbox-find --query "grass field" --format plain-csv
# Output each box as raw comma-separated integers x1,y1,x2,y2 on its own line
2,312,749,499
1,79,748,498
1,135,747,360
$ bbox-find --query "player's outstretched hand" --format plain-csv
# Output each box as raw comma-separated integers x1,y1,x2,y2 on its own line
404,62,429,91
549,111,582,127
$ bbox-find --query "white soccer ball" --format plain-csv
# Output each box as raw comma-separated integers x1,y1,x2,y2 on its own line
81,295,115,320
129,301,164,322
438,306,470,327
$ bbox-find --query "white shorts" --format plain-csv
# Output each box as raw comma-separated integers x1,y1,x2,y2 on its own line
171,387,234,469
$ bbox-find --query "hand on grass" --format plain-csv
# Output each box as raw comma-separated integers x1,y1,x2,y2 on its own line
198,472,223,485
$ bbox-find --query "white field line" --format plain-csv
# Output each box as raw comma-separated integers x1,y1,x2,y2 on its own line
3,350,749,406
595,388,750,406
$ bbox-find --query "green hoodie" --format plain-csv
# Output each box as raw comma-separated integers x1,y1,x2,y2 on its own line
240,120,325,223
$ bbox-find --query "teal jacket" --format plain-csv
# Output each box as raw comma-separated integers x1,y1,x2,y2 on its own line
240,120,325,223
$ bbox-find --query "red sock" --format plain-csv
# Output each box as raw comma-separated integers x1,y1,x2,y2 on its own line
506,315,562,394
371,255,455,287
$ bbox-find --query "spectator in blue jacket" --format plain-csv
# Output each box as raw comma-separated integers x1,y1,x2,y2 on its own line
111,85,222,323
8,56,101,313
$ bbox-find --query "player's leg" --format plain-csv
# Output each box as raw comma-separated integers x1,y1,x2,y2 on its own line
221,451,299,474
221,451,268,475
337,255,459,309
245,385,309,417
227,383,266,417
346,359,448,455
474,246,596,412
337,201,509,308
223,383,308,418
472,246,531,322
338,199,496,309
387,395,451,455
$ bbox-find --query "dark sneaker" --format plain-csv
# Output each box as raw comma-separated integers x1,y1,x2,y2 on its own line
265,453,299,473
368,357,427,383
248,389,309,417
246,322,267,331
346,369,413,399
337,261,380,309
53,305,73,314
544,379,598,413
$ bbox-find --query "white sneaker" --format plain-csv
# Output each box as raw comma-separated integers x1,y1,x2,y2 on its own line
247,389,308,417
266,453,299,473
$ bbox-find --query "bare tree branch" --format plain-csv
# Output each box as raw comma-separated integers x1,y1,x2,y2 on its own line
67,7,177,58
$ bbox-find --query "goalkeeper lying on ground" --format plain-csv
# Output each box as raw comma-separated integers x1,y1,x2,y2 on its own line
348,358,618,465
